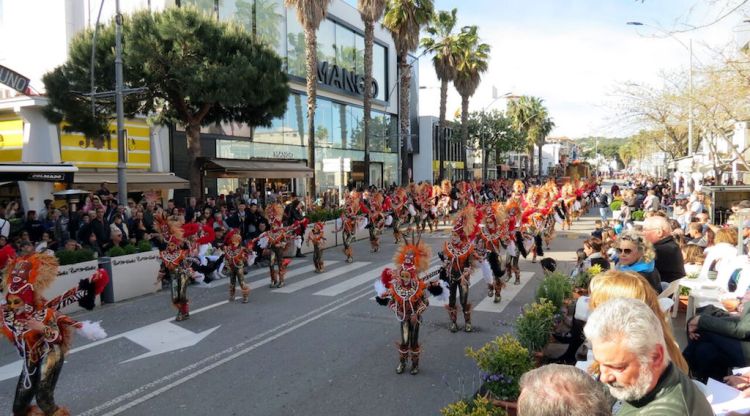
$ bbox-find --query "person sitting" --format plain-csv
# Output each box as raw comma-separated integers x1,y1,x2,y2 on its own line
582,238,610,271
682,244,705,277
615,230,662,293
517,364,612,416
686,222,708,248
683,289,750,383
584,298,712,415
642,216,685,284
592,220,604,240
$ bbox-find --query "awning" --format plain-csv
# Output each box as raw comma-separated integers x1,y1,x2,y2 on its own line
0,163,77,182
74,171,190,191
202,158,314,179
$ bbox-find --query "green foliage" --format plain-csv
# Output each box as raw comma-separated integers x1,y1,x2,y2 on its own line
441,396,507,416
631,210,645,221
609,200,623,211
106,245,127,258
680,286,692,296
465,110,526,154
306,208,344,223
56,248,97,265
535,272,573,310
124,244,138,255
574,264,603,290
515,300,556,353
466,334,533,402
137,239,154,253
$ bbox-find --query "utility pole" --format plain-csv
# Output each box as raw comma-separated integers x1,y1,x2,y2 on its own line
115,0,127,206
688,38,694,157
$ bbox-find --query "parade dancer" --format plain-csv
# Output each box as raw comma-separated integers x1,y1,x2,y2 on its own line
159,234,191,321
223,229,252,303
440,205,480,333
368,192,385,253
339,192,366,263
478,202,507,304
504,199,523,285
437,180,452,225
374,239,443,375
262,203,292,288
307,221,326,273
2,253,109,416
390,187,409,244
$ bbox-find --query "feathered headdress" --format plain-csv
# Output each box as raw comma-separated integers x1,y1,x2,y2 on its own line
3,253,59,306
441,179,452,196
505,198,521,217
393,240,432,277
312,221,325,231
225,228,242,245
452,204,479,241
155,212,184,243
370,192,384,212
513,180,525,193
266,203,284,225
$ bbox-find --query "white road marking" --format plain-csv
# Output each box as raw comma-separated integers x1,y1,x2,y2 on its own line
323,258,440,298
473,271,536,313
211,261,340,289
273,262,370,293
78,286,374,416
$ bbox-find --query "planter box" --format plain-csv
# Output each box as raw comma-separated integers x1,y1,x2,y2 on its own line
110,251,161,302
49,259,99,313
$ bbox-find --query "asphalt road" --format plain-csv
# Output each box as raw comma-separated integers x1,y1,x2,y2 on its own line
0,211,596,415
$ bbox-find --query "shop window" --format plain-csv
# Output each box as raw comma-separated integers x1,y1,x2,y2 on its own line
349,106,364,150
284,93,307,145
317,19,336,65
331,102,348,149
286,8,306,77
314,99,334,148
335,24,356,72
374,43,387,101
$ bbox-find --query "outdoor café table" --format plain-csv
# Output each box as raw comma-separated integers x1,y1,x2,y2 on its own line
676,276,725,321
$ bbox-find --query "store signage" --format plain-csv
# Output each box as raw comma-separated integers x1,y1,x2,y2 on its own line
0,65,31,95
272,151,294,159
317,61,379,98
0,171,73,183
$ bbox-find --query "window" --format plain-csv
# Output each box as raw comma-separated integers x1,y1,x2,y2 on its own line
349,106,364,150
317,19,336,65
331,102,348,149
181,0,217,17
284,93,307,145
373,43,387,101
314,98,334,148
335,25,356,71
286,8,306,77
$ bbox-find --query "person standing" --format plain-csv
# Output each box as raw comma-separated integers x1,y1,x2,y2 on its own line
223,229,251,303
642,216,685,284
440,206,480,333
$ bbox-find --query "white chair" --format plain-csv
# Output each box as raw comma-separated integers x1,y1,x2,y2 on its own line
659,280,682,318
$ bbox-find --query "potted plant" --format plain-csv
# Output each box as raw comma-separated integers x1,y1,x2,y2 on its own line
535,272,573,310
631,210,645,222
609,199,623,219
466,334,534,415
515,300,556,364
679,286,691,312
441,396,507,416
573,264,602,297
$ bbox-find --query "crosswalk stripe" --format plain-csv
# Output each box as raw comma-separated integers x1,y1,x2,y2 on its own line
211,261,341,289
273,262,371,293
474,271,536,314
323,258,441,298
429,269,485,309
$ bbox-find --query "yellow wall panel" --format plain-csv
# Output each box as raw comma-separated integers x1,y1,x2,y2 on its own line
0,119,23,162
60,119,151,169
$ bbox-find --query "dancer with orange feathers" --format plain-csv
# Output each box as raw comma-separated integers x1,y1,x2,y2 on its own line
477,202,507,303
374,238,444,375
2,253,109,416
439,205,482,332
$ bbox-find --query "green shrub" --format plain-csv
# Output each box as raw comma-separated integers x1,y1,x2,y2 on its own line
609,200,623,211
106,245,126,258
535,272,573,310
441,396,507,416
306,208,344,223
466,334,534,402
56,248,96,265
631,210,645,221
137,239,153,252
123,244,138,255
516,300,556,353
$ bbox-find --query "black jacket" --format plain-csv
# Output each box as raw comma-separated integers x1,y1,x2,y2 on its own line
653,236,686,283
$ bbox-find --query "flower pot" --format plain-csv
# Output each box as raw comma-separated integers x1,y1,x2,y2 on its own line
679,295,689,313
488,397,518,416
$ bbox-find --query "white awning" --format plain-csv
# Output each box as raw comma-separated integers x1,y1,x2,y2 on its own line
74,171,190,191
202,158,314,179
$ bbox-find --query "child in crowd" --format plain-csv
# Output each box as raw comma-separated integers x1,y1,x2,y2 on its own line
682,243,705,277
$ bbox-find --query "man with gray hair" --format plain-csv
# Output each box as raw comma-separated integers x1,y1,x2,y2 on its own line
518,364,611,416
642,215,685,284
584,298,711,415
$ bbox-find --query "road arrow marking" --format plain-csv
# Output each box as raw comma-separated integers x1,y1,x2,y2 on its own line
120,322,220,364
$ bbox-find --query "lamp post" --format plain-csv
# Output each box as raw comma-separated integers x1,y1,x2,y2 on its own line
627,21,694,157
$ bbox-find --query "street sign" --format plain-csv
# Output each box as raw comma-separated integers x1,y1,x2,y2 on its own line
0,65,31,95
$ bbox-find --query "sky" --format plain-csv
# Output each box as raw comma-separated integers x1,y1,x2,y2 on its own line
416,0,750,139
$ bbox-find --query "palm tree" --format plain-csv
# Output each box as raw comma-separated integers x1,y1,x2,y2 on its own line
508,96,548,178
285,0,333,199
453,25,490,181
383,0,434,185
421,8,460,181
358,0,388,188
533,116,555,177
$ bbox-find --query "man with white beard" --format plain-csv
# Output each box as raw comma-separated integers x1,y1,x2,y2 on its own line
584,298,712,415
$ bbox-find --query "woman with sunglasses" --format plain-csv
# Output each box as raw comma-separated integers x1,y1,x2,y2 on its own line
615,230,662,293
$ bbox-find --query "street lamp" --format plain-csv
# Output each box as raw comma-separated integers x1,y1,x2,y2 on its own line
627,21,694,157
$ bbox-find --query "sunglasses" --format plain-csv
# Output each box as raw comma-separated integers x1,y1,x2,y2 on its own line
615,248,634,255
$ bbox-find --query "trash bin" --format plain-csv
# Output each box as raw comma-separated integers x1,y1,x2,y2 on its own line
98,256,115,304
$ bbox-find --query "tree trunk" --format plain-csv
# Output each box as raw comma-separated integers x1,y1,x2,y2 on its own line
305,25,318,199
482,143,488,182
186,123,203,199
461,94,469,181
362,18,374,188
399,52,411,185
438,78,449,182
528,147,535,178
294,94,304,145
